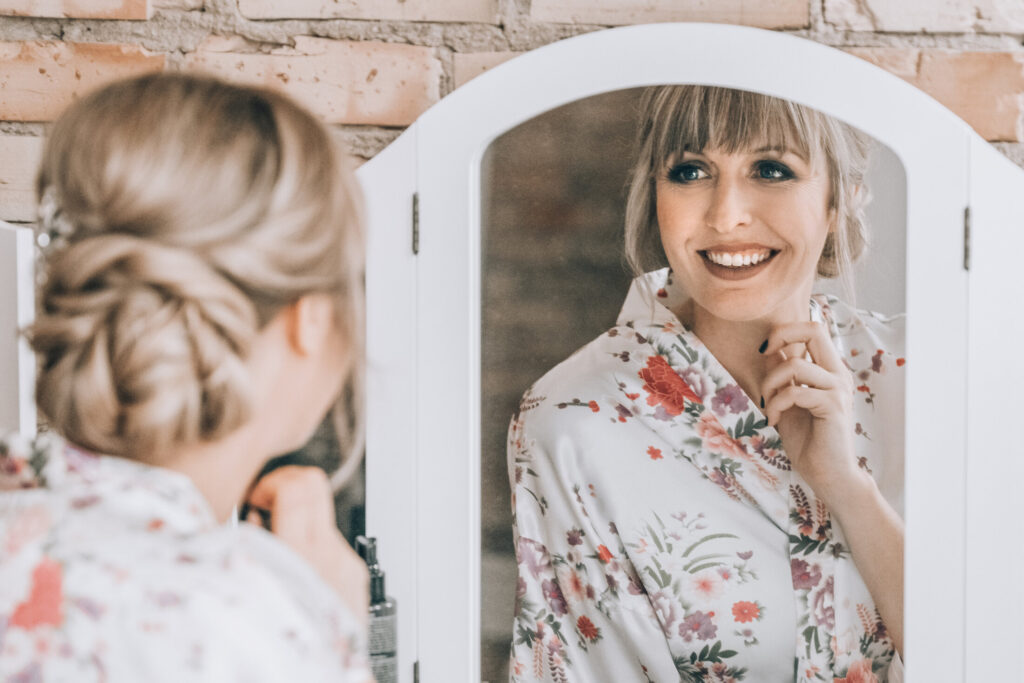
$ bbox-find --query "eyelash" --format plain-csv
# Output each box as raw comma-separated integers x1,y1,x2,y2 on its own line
666,160,796,184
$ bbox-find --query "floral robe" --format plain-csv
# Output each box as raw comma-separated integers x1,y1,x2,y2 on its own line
508,269,904,683
0,433,372,683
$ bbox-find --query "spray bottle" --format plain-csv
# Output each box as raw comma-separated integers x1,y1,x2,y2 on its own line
356,536,397,683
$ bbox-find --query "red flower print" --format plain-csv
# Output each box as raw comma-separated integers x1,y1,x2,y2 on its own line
896,357,906,367
597,545,614,563
856,385,870,393
656,288,668,298
850,349,860,356
10,557,63,629
639,355,702,416
647,446,663,460
147,518,165,531
577,615,600,641
731,600,760,623
588,400,600,412
835,658,879,683
625,392,640,400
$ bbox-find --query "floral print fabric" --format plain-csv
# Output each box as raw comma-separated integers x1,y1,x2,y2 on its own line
0,434,372,683
509,269,904,682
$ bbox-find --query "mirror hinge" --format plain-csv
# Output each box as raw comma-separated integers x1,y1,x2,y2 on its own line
963,205,971,271
413,660,420,683
412,192,420,255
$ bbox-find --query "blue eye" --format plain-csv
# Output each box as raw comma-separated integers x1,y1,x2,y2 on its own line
668,163,708,183
756,161,794,180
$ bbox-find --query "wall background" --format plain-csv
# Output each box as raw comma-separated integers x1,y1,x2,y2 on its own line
2,2,1022,681
3,0,1024,219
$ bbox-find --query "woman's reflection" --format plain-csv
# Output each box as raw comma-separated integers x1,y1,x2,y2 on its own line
507,86,904,682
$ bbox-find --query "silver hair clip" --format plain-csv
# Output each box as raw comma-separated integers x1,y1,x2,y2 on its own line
36,186,76,251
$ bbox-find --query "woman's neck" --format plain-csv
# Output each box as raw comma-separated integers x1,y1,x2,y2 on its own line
160,424,270,525
678,296,813,405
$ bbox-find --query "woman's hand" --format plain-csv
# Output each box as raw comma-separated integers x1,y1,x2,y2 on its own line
760,321,904,656
245,465,369,626
760,321,866,509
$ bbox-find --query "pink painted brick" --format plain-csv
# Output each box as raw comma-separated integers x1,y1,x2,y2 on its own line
0,135,45,222
0,0,149,19
0,42,165,122
184,36,442,126
849,48,1024,142
239,0,498,23
453,51,519,89
826,0,1024,33
531,0,808,29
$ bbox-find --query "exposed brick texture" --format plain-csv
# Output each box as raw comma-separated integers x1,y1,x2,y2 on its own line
0,135,44,222
0,42,165,122
452,50,517,88
531,0,810,29
184,36,442,126
849,48,1024,142
825,0,1024,33
239,0,500,24
0,0,149,20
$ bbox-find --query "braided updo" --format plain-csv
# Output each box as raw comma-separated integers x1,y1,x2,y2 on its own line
30,73,364,469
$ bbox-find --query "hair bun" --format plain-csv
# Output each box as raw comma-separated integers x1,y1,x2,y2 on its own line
32,233,259,459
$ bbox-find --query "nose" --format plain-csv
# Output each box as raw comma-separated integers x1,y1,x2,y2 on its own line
703,176,752,233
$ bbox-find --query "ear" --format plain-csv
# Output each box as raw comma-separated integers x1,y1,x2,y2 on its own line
282,293,336,357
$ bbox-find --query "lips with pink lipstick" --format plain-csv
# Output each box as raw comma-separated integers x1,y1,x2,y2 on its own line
699,244,779,281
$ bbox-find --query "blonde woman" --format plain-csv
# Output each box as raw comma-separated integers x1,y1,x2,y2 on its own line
0,73,371,681
509,86,904,682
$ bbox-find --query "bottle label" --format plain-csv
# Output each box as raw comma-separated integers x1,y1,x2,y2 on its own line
369,612,397,654
370,653,397,683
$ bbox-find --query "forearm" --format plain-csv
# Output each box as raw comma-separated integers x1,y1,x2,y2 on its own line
824,470,904,656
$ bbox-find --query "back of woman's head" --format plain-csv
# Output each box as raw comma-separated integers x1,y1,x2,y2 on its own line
31,72,364,464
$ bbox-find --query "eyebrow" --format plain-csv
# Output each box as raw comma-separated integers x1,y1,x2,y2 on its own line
751,145,809,162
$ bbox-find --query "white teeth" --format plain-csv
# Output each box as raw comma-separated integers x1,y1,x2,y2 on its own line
705,249,772,267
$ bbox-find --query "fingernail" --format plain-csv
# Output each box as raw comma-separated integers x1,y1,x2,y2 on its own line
758,339,768,354
759,395,765,409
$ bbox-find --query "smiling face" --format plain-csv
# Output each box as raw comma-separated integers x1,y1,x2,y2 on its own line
655,145,834,323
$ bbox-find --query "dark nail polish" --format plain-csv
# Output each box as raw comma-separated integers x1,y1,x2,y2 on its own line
758,339,768,354
759,395,765,409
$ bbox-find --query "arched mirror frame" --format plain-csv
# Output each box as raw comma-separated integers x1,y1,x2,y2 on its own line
357,22,1022,683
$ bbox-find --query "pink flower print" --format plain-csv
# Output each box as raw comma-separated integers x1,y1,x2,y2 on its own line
10,557,63,629
566,528,583,546
836,659,879,683
5,504,52,555
541,579,567,616
679,610,717,642
711,384,747,416
810,576,835,630
790,558,822,590
649,590,681,637
695,412,747,460
689,569,724,601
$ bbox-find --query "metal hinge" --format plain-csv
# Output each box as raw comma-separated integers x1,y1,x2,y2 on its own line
963,205,971,271
413,660,419,683
412,192,420,255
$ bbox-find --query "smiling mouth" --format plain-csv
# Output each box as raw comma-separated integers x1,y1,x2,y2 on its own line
698,248,779,280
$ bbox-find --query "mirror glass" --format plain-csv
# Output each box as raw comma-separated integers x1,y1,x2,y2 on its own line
480,87,906,682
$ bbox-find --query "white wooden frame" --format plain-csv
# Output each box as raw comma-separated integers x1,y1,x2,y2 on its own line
0,221,36,438
359,21,1021,683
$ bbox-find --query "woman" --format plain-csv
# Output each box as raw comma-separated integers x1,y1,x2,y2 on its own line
509,86,904,682
0,73,371,681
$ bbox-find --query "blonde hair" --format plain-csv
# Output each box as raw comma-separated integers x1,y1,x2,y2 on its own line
625,85,872,299
30,72,365,484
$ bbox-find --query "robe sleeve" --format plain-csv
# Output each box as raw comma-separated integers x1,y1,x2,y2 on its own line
507,401,678,683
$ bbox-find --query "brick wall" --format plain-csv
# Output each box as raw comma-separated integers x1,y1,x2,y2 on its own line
3,0,1024,223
